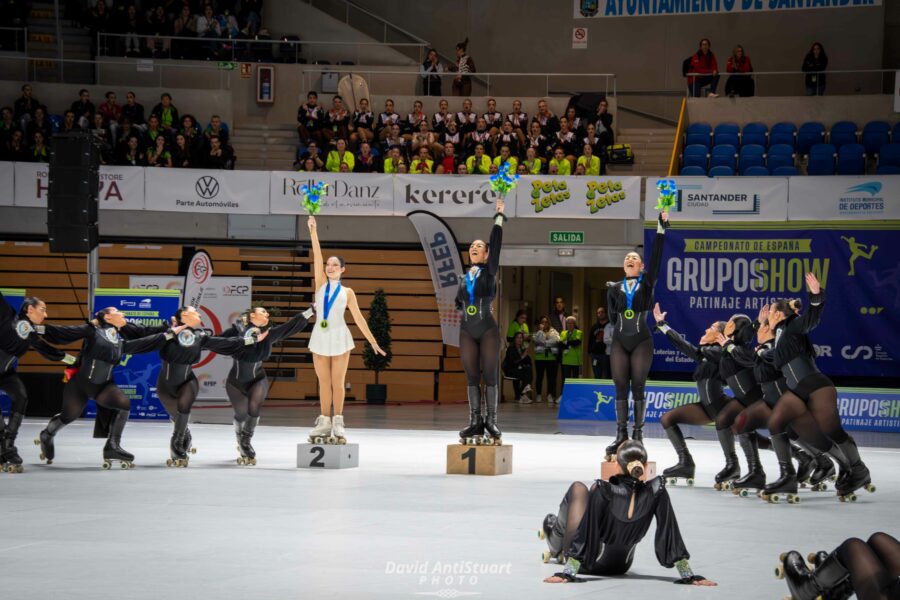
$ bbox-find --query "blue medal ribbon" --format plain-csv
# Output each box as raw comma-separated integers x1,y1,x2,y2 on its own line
465,268,481,316
320,280,341,328
622,273,643,319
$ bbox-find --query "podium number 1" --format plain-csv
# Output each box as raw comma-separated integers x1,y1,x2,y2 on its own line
309,446,325,468
461,447,476,474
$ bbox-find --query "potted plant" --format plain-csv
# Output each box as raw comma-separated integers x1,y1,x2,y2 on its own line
363,288,392,404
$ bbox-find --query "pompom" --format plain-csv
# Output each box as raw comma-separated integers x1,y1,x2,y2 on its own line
300,181,328,215
489,162,520,198
655,178,677,212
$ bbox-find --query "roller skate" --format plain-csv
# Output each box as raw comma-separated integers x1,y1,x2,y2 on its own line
166,412,190,468
181,426,196,456
631,398,646,444
760,433,800,504
1,413,25,473
236,416,258,465
539,513,564,564
808,455,836,492
308,415,332,444
663,426,695,486
102,410,135,469
459,385,487,445
482,386,502,446
329,415,347,445
792,445,816,487
732,434,766,498
778,550,850,600
714,454,741,491
604,428,628,462
833,438,875,502
34,415,64,465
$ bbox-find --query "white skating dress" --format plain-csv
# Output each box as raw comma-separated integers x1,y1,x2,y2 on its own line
308,280,355,356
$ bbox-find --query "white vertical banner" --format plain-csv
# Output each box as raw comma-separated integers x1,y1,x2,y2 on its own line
13,162,48,207
268,171,394,215
183,250,214,309
0,162,14,206
144,168,269,214
515,175,640,219
129,275,253,400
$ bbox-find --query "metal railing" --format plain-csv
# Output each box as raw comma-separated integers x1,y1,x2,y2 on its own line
0,26,27,54
96,32,425,67
685,69,897,97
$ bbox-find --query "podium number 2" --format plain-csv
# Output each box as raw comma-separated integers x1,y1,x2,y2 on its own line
461,448,476,474
310,446,325,468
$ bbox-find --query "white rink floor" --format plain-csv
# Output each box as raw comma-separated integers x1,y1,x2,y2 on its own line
2,420,898,600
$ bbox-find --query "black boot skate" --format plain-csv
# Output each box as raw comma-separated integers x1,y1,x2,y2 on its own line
732,433,766,497
713,428,740,490
102,409,135,469
482,386,502,445
539,513,565,564
1,412,24,473
778,550,850,600
808,454,836,491
166,412,190,467
662,426,695,486
761,433,800,504
459,386,485,445
631,398,646,444
604,396,630,460
833,437,874,502
237,416,258,465
34,414,65,465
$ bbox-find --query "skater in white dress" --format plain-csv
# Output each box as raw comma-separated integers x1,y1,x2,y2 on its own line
307,215,386,443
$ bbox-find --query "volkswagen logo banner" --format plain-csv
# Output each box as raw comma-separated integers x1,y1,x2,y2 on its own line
195,176,220,199
144,168,269,213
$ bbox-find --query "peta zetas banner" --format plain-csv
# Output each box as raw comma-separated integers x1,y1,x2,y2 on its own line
644,176,789,221
575,0,882,19
516,175,640,219
559,379,900,433
646,226,900,377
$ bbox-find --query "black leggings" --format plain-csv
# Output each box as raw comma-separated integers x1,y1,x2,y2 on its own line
610,337,652,413
768,386,846,450
459,326,501,387
535,360,558,397
157,375,200,417
555,482,633,576
660,402,712,429
835,533,900,600
0,372,27,414
60,376,130,424
561,365,580,384
226,377,270,421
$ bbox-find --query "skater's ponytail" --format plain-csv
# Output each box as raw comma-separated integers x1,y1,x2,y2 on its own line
616,440,647,480
788,299,802,313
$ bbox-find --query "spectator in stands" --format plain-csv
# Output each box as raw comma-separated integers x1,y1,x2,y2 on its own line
421,48,443,96
493,120,519,158
205,135,234,169
437,142,457,174
802,42,828,96
204,115,229,146
298,140,325,171
465,143,491,174
60,110,80,134
456,98,476,136
687,38,720,97
196,4,222,58
588,307,612,379
324,95,350,146
439,119,463,157
143,114,166,151
99,91,123,141
564,106,585,137
71,89,95,129
0,107,18,142
551,117,578,166
468,117,492,157
507,99,528,147
493,145,518,172
355,141,380,173
516,164,528,175
179,115,203,154
146,134,172,167
87,0,111,57
151,93,179,133
533,99,559,137
549,147,571,175
26,106,53,145
397,161,409,174
172,4,197,59
297,157,317,172
411,119,441,160
13,84,39,132
406,100,428,138
456,163,468,174
578,143,601,176
145,4,172,58
432,98,453,135
29,131,49,163
172,133,194,168
574,163,585,176
525,120,548,160
725,45,754,97
217,8,241,40
382,123,408,161
522,146,543,174
121,4,142,57
377,98,400,141
122,91,146,131
239,0,263,37
450,38,476,96
591,97,614,145
483,98,502,137
383,146,405,173
582,122,605,159
326,138,354,172
411,146,434,174
91,112,113,163
349,98,375,150
504,331,534,404
115,119,140,154
2,129,27,162
297,91,325,145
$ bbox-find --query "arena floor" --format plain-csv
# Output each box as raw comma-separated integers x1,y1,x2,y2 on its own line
3,405,897,600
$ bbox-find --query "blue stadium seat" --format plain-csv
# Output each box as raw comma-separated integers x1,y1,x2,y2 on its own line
710,144,737,169
686,123,712,148
708,165,734,177
680,165,707,176
773,165,799,176
798,122,826,156
713,131,740,148
740,144,766,158
878,143,900,168
739,145,766,175
807,143,836,175
837,143,866,175
893,122,900,144
714,122,740,136
876,165,900,175
770,122,797,148
829,121,858,149
767,144,795,171
861,121,890,156
743,165,770,176
682,144,709,169
742,122,768,147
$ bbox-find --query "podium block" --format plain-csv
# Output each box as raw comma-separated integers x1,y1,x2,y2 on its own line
600,460,657,482
446,444,512,476
297,443,359,469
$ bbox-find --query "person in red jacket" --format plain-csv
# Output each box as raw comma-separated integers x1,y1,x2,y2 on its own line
687,38,720,98
725,45,755,97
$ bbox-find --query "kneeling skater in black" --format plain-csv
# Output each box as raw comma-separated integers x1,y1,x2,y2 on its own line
780,532,899,600
37,307,181,468
541,441,716,586
457,198,506,445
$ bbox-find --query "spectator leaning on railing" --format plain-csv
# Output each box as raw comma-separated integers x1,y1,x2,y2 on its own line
802,42,828,96
686,38,720,98
725,45,754,98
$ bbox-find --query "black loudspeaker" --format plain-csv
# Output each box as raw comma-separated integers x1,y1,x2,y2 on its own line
48,133,100,252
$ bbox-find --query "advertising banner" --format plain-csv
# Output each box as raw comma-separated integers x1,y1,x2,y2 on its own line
0,162,13,206
517,175,640,219
574,0,882,19
12,163,144,209
269,171,394,215
646,226,900,377
559,379,900,433
788,176,900,221
144,168,268,214
0,289,25,413
130,276,252,400
182,250,213,309
644,176,789,221
394,174,499,218
88,288,181,420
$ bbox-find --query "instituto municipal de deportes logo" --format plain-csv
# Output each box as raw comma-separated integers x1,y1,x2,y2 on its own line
195,176,220,199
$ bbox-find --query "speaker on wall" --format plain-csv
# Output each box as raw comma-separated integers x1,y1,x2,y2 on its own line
47,133,100,253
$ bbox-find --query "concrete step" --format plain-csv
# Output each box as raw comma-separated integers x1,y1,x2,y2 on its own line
231,141,297,153
619,127,676,136
230,134,298,145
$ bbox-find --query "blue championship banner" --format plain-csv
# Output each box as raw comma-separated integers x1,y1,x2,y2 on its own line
0,288,25,413
559,379,900,433
645,225,900,378
87,288,181,420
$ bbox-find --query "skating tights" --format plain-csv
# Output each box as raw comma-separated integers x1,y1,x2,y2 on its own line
59,380,129,424
835,533,900,600
714,399,744,431
459,327,500,387
157,379,200,416
660,403,711,429
768,390,840,451
226,378,270,421
610,338,652,415
0,374,27,415
557,481,596,557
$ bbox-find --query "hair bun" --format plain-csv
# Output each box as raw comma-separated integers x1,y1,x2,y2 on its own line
626,460,644,479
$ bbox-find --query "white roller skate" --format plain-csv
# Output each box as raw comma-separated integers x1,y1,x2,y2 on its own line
308,415,332,444
330,415,347,444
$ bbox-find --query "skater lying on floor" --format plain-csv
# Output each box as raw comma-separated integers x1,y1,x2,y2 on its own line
541,441,716,587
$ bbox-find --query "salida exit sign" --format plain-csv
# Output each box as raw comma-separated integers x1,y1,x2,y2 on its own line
549,231,584,244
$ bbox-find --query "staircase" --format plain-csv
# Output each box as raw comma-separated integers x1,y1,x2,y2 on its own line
26,1,94,83
607,127,676,178
231,124,298,171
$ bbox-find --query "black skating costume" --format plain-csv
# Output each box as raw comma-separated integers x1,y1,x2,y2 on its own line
765,289,871,499
456,211,506,444
605,215,666,454
0,292,72,472
220,307,313,463
654,320,733,484
37,319,172,467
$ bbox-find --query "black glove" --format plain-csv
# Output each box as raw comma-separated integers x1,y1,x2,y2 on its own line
674,575,707,585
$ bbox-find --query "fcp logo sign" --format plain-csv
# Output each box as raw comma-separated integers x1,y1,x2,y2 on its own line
195,176,220,199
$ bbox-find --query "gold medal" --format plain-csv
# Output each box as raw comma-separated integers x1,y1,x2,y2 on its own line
466,305,477,316
624,309,635,319
320,320,329,329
